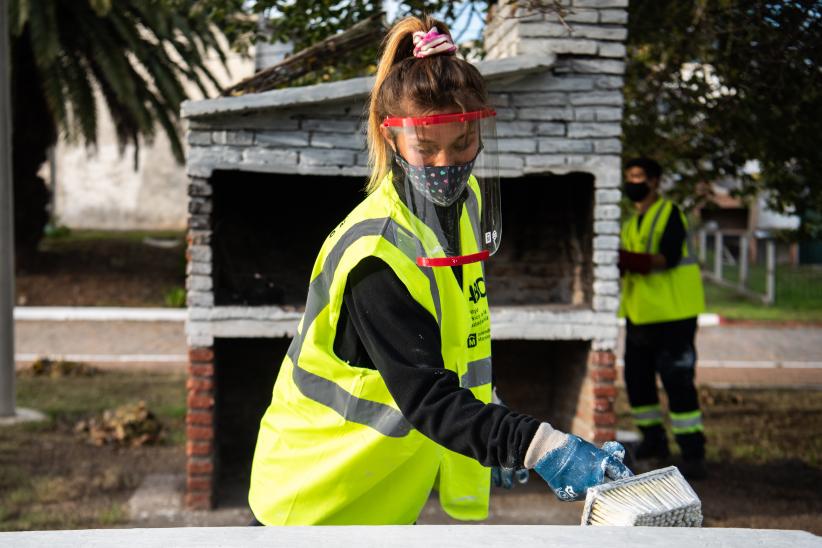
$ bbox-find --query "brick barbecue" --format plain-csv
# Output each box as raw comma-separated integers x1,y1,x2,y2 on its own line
181,0,627,510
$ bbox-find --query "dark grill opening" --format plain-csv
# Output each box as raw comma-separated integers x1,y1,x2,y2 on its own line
214,337,287,507
211,172,366,306
211,170,594,308
486,173,594,307
212,338,589,508
491,340,590,433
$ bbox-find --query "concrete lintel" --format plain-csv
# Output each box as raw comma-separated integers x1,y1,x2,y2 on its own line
188,306,304,322
186,305,618,343
491,307,618,341
181,55,556,120
1,525,818,547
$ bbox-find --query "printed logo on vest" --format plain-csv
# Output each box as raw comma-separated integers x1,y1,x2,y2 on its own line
468,277,487,304
467,333,477,348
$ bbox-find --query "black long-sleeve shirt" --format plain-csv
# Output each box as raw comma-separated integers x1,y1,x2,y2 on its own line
333,256,540,469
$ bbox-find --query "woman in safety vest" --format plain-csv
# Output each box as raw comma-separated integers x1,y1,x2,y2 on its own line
248,15,632,525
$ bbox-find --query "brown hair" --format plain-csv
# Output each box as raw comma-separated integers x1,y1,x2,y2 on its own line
366,15,489,193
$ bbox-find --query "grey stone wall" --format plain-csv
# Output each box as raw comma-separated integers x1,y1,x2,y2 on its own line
186,103,369,179
484,0,628,61
183,1,628,349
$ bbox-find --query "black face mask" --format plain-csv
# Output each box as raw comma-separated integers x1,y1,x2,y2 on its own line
624,181,651,202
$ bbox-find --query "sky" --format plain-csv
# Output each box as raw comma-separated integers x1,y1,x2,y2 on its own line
383,0,486,44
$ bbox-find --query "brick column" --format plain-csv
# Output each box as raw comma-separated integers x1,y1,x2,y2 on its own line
571,348,617,443
186,346,216,509
588,349,617,443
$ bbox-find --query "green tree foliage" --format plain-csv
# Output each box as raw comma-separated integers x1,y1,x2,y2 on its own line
8,0,226,262
199,0,465,86
10,0,225,162
209,1,820,237
624,0,822,236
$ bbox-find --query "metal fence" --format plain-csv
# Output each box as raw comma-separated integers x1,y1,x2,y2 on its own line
695,228,822,306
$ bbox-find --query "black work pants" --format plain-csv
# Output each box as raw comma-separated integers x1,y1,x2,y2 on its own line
624,317,699,412
624,316,705,459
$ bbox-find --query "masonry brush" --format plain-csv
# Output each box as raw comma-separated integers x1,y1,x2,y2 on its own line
580,466,702,527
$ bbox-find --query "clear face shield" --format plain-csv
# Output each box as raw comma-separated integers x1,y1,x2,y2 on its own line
383,109,501,267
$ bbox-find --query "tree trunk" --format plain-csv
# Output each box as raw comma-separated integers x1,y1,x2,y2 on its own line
11,31,56,272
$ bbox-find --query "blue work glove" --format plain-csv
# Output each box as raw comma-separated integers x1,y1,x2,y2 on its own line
491,466,530,489
534,436,633,501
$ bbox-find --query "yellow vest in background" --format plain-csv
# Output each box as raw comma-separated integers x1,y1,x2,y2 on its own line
619,198,705,325
248,173,492,525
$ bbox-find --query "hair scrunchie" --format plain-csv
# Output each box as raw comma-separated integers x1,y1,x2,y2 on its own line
412,27,458,58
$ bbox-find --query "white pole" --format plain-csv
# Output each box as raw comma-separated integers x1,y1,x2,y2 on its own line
765,239,776,305
0,2,17,417
714,232,723,281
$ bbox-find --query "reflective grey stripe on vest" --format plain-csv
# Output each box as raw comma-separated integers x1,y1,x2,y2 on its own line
390,222,442,327
465,184,482,249
460,357,492,389
286,216,443,438
292,365,412,438
632,408,663,421
671,415,703,430
645,200,669,253
679,227,699,266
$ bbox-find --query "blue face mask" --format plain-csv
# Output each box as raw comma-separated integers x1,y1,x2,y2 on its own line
394,148,481,207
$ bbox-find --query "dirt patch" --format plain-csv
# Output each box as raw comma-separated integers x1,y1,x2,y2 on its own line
1,371,185,530
15,233,185,307
0,421,184,530
2,370,821,533
616,386,822,534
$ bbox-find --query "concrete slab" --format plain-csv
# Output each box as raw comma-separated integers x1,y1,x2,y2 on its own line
14,320,186,359
14,307,187,322
128,474,252,528
0,525,818,547
0,407,47,426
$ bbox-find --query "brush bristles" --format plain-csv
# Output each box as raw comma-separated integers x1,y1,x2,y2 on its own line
581,466,703,527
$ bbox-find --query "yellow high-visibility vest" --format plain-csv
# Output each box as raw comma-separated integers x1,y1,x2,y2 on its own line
619,198,705,325
248,172,493,524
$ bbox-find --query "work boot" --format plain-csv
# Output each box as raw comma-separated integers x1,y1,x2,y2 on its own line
634,425,670,460
675,432,707,481
679,458,708,481
630,425,670,472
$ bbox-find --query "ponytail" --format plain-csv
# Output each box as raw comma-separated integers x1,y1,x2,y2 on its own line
366,16,488,193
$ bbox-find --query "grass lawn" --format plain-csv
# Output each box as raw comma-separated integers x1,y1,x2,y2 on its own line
615,385,822,533
701,256,822,322
0,370,186,531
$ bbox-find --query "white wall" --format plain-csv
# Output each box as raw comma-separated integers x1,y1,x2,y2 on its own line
50,38,255,231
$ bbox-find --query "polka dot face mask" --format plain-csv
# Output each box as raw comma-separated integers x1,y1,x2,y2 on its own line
394,147,481,207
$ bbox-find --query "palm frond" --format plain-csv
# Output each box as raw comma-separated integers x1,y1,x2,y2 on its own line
16,0,230,166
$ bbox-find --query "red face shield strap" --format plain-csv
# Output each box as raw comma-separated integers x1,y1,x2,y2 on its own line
417,250,490,267
383,109,496,128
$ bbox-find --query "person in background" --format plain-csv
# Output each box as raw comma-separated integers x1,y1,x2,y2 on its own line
618,157,707,480
247,15,632,526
